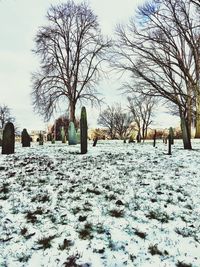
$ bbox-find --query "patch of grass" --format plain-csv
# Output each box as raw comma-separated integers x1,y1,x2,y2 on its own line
93,247,105,254
86,188,101,195
146,210,169,223
177,195,185,202
0,195,9,200
150,198,157,203
176,261,192,267
36,235,56,249
18,253,30,263
20,227,28,236
26,207,44,223
78,223,93,240
38,179,46,184
0,183,9,194
72,206,81,215
104,185,111,190
59,239,74,250
134,229,147,239
129,254,136,262
82,201,93,212
115,200,124,206
49,214,57,223
184,204,193,210
175,227,191,238
109,209,124,218
78,215,87,222
63,253,80,267
31,194,50,203
148,244,168,256
95,223,105,234
105,194,117,201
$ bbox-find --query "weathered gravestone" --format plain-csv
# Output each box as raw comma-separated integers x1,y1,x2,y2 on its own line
21,128,31,147
168,132,172,155
39,132,44,145
2,122,15,154
68,122,77,145
80,107,88,154
153,130,157,147
136,132,141,143
93,137,98,147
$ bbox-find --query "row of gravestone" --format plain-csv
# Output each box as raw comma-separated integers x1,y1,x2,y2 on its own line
1,106,88,155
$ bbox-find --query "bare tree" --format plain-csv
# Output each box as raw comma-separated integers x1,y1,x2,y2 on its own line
32,1,111,122
128,95,156,141
114,104,133,139
0,104,15,129
191,0,200,8
98,105,117,139
113,0,200,149
98,104,132,139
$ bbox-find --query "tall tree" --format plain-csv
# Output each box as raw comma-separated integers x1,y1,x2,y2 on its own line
128,95,156,141
32,1,111,122
98,104,132,139
113,0,200,149
98,105,117,139
0,104,15,129
114,104,133,139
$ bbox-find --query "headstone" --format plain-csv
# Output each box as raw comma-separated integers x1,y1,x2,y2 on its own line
68,122,77,145
93,137,98,147
168,133,172,155
2,122,15,154
153,130,156,147
21,128,31,147
136,132,141,143
80,107,87,154
39,132,43,145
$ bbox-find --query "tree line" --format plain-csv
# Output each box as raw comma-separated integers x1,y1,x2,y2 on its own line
31,0,200,149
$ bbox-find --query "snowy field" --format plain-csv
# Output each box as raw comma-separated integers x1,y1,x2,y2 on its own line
0,140,200,267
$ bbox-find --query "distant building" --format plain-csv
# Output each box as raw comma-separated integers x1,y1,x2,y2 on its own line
30,130,47,142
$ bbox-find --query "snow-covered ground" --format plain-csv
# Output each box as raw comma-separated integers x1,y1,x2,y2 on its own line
0,140,200,267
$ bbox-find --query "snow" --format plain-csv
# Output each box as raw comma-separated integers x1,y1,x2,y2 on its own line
0,140,200,267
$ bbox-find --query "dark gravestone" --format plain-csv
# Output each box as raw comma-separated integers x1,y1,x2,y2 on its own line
21,128,31,147
2,122,15,154
39,132,43,145
80,106,88,154
136,132,141,143
168,133,172,155
153,130,157,147
93,137,98,147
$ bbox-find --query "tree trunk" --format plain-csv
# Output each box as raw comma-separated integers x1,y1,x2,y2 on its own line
187,97,192,139
195,93,200,138
69,102,76,122
142,124,145,141
181,117,192,149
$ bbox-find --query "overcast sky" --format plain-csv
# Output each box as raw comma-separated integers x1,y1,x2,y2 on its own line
0,0,179,132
